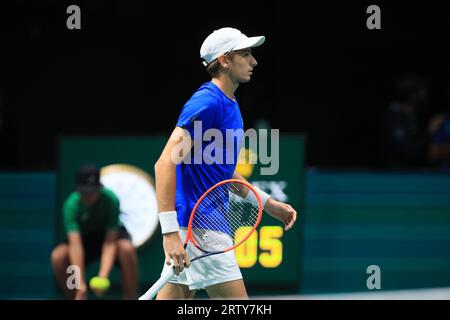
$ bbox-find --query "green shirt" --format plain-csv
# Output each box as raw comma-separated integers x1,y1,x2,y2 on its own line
63,188,122,234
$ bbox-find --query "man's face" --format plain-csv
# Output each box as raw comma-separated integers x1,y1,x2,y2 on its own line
80,190,100,207
227,48,258,83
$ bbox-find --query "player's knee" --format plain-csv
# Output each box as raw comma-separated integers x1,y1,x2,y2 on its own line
51,245,68,266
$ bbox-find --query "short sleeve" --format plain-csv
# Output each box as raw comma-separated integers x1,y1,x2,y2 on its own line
63,193,80,233
176,92,221,138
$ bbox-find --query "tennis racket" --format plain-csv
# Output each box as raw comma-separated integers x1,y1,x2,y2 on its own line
139,178,263,300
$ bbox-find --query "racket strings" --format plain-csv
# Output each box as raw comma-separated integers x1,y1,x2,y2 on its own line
196,184,246,232
191,182,260,252
199,192,252,234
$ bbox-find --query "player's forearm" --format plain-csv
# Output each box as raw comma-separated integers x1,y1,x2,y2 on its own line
233,170,273,209
98,239,117,278
232,171,247,182
231,171,251,197
155,158,177,211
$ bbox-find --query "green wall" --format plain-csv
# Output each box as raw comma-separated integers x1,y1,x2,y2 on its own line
0,173,56,299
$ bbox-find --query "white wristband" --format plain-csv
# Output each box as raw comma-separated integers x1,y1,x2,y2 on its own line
158,211,180,234
246,186,271,209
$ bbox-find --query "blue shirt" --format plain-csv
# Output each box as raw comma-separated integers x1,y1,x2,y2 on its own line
175,81,244,229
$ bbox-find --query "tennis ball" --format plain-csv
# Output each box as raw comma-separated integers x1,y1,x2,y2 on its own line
89,276,110,292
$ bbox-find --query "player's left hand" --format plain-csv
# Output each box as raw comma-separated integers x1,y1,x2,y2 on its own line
264,198,298,231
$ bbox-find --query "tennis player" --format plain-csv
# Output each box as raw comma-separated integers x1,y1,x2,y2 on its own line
154,27,297,299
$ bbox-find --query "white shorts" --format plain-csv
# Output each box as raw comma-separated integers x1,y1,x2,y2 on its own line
161,228,242,291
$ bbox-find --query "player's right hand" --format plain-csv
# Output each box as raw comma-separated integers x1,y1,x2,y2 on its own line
163,232,191,275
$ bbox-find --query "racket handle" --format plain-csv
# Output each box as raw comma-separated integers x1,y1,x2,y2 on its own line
138,263,176,300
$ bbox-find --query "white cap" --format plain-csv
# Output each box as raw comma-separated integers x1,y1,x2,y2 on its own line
200,27,265,66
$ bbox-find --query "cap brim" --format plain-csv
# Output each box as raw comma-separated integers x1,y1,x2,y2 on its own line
233,35,266,51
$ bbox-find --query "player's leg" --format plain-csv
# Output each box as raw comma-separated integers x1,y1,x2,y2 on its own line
156,282,197,299
200,243,247,299
50,243,75,299
205,279,248,299
117,238,139,299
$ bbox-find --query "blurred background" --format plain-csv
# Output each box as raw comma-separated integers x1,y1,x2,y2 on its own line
1,0,450,299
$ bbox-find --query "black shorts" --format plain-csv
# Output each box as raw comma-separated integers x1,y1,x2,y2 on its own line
62,226,132,265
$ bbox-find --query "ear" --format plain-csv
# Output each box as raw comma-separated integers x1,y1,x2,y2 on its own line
217,55,229,68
